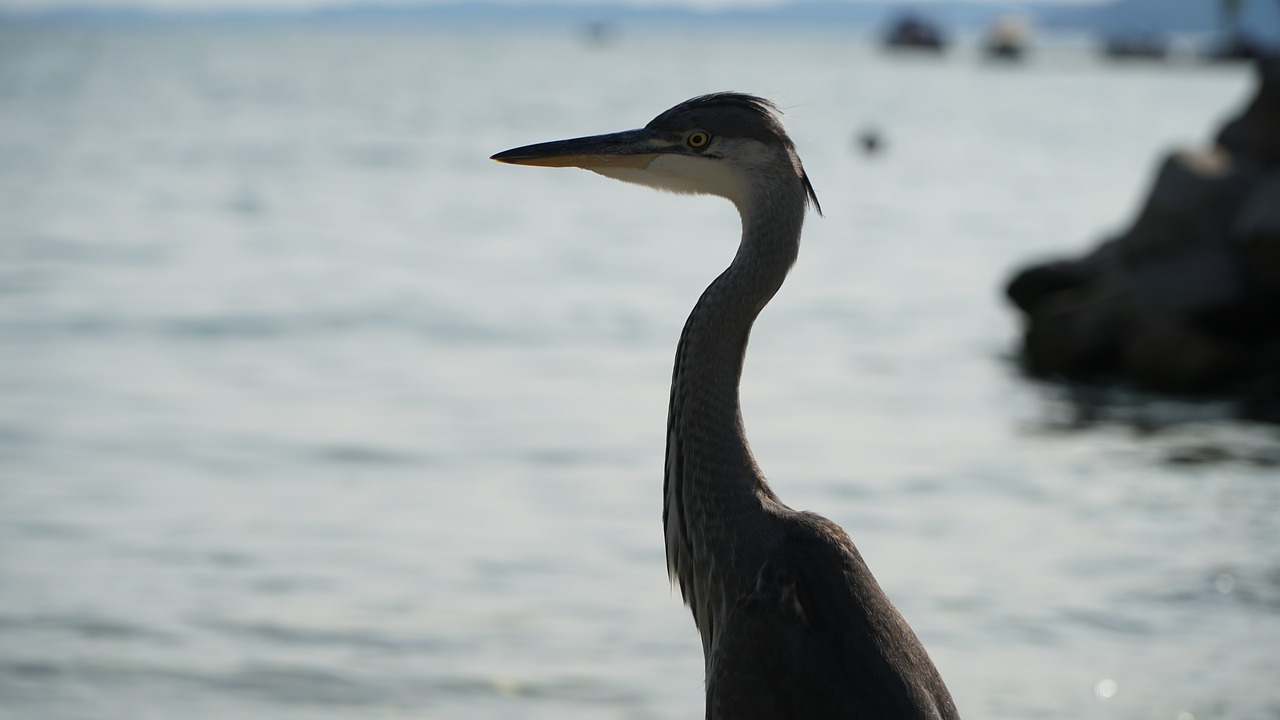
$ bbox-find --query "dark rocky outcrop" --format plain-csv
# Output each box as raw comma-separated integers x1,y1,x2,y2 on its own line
1006,57,1280,422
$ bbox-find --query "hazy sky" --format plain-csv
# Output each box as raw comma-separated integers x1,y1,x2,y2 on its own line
2,0,1109,14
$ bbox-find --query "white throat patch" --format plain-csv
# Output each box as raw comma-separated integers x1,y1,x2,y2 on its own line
590,153,749,211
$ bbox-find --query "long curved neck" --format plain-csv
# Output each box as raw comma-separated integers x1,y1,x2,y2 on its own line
663,184,808,648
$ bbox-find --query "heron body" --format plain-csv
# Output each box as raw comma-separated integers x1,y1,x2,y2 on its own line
493,93,958,720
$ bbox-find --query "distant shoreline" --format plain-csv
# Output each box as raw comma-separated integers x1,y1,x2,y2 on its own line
1,0,1277,44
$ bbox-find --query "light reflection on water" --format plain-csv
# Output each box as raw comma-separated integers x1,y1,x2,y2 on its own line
1,24,1278,720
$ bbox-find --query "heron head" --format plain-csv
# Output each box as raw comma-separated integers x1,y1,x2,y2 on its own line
491,92,820,215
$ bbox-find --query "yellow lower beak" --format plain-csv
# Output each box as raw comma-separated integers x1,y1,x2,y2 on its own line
497,152,658,169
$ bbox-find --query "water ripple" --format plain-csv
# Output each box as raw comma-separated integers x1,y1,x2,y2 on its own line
201,619,452,654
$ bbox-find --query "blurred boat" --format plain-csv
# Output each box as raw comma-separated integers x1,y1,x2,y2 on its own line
1102,33,1170,60
984,15,1031,61
883,13,947,53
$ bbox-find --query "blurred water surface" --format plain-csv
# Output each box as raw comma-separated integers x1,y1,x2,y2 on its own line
1,24,1278,720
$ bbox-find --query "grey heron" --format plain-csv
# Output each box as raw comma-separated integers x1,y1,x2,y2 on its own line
492,93,959,720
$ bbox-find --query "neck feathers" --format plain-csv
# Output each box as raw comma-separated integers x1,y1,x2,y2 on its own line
662,181,808,648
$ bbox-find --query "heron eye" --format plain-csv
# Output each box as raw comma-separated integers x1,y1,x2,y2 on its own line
686,131,711,149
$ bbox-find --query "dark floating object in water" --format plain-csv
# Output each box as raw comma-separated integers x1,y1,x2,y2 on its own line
883,13,947,53
856,128,883,155
1005,57,1280,424
582,21,620,48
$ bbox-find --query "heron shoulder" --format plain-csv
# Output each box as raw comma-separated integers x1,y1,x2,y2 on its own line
714,507,960,719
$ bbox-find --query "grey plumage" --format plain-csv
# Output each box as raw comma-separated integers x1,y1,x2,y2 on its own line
493,93,958,720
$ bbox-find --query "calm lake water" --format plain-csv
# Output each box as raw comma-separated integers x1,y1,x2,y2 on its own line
1,23,1277,720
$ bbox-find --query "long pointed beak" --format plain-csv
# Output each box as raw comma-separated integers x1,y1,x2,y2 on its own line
490,128,665,169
